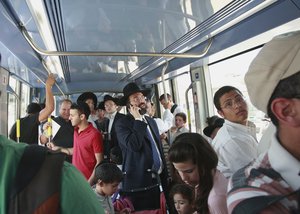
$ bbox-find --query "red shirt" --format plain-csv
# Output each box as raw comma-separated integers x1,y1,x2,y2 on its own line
72,123,103,179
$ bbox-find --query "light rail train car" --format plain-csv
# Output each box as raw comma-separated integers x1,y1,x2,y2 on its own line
0,0,299,139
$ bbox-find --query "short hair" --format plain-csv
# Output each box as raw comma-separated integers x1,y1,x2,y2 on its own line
26,103,41,114
175,112,187,123
70,102,90,119
267,71,300,127
59,99,72,106
213,86,243,111
159,93,172,101
169,184,194,204
94,162,123,184
168,132,218,213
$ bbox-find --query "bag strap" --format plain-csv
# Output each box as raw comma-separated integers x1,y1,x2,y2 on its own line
170,104,177,114
233,189,300,214
8,145,65,214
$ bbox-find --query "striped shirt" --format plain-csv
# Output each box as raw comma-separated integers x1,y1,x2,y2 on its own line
227,135,300,213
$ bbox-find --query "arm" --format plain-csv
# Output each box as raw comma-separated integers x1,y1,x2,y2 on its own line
88,152,103,185
38,74,55,122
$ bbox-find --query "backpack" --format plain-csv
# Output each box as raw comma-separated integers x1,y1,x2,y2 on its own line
8,145,65,214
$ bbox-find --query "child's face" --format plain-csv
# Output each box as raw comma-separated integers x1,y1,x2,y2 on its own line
101,181,120,196
173,193,193,214
175,116,185,128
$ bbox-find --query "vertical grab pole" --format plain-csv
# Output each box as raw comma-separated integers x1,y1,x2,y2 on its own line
47,117,52,144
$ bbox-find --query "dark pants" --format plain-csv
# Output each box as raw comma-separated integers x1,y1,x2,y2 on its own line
124,186,161,211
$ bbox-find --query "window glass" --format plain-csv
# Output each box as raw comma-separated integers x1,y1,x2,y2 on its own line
209,48,270,140
7,77,19,136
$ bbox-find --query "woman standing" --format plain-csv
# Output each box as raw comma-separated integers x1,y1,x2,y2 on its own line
168,133,228,214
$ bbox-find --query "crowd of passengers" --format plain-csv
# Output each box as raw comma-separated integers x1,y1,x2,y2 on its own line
1,30,300,214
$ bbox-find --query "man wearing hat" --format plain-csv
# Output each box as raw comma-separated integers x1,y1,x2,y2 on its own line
203,116,224,140
227,31,300,213
77,92,98,128
102,94,125,160
95,101,108,133
115,82,170,212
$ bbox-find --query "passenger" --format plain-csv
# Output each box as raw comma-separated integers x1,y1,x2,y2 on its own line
102,95,125,160
159,93,185,129
212,85,258,178
0,136,104,214
168,133,228,214
77,91,98,128
115,82,170,212
203,116,224,141
93,162,126,214
227,31,300,213
9,74,55,144
40,99,74,162
169,184,194,214
95,101,108,133
169,112,189,145
50,102,104,185
146,99,171,178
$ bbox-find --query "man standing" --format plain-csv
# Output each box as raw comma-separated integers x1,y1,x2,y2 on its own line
9,74,55,144
159,93,185,129
40,99,74,162
115,83,169,212
102,94,125,160
77,91,98,127
53,102,103,185
212,86,258,178
227,31,300,213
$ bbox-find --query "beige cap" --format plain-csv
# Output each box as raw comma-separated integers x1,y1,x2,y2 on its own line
245,31,300,113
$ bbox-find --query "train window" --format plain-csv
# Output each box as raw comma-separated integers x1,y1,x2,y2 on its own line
173,73,196,132
209,48,269,140
20,83,30,117
7,77,20,135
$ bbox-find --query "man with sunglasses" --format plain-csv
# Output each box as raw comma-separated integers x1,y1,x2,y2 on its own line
212,85,258,178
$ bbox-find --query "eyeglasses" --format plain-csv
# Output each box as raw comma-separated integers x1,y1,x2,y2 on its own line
221,96,245,109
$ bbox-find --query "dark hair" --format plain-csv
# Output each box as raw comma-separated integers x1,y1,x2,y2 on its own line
169,184,194,204
95,162,123,183
175,112,187,123
168,132,218,214
159,93,172,101
70,102,91,119
267,71,300,127
213,86,243,111
26,103,42,114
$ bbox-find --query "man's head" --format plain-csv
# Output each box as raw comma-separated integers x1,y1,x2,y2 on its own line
213,86,248,125
77,92,97,112
245,31,300,127
159,93,173,110
97,101,106,119
69,102,90,127
26,103,41,115
59,99,72,121
103,95,119,114
119,82,151,114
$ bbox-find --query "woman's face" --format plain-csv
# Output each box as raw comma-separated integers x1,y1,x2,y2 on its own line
173,160,199,187
173,193,194,214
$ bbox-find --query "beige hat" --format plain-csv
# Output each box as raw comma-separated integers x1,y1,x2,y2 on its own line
245,31,300,113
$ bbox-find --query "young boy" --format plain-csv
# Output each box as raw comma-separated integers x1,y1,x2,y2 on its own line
93,162,123,214
169,112,189,144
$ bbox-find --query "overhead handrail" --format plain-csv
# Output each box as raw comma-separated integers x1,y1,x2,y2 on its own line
21,26,213,59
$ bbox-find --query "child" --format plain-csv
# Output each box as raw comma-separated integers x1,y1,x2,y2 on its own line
93,162,126,214
169,112,189,144
169,184,194,214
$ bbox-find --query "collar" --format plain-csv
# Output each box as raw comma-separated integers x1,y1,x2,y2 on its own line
107,111,117,120
224,119,257,138
268,135,300,190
